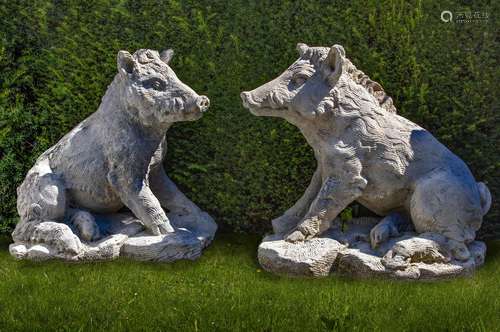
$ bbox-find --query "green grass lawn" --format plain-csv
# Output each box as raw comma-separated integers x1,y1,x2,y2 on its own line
1,234,499,331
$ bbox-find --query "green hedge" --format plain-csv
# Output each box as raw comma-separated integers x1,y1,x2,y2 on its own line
0,0,498,235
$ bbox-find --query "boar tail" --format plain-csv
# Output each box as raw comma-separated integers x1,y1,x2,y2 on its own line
477,182,492,216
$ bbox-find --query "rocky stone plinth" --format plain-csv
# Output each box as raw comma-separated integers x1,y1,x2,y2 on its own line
9,211,217,262
258,218,486,280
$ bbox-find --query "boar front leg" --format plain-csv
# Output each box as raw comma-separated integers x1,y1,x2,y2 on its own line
272,167,322,235
149,165,200,215
108,169,174,235
286,175,367,242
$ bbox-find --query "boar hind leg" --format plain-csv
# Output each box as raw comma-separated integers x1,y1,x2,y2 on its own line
410,172,483,261
13,171,83,254
150,165,201,215
286,175,367,242
16,172,66,226
272,167,322,235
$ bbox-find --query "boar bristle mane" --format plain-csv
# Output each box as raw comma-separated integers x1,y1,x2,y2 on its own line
303,47,397,114
343,59,397,114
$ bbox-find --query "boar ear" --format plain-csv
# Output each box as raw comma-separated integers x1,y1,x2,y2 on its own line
117,50,136,75
296,43,309,57
160,49,174,64
326,44,345,86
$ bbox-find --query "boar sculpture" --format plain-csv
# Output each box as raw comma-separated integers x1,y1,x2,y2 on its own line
11,49,216,261
241,43,491,262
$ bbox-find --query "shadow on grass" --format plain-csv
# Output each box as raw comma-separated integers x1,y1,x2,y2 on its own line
485,240,500,260
0,234,11,251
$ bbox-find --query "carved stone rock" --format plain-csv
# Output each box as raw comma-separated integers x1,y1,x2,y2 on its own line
120,212,217,262
242,42,491,278
258,234,345,277
258,218,486,280
11,48,216,262
10,211,216,262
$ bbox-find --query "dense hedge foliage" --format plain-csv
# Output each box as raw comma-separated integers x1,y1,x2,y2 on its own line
0,0,498,235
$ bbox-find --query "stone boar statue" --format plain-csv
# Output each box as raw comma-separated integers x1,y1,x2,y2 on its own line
14,48,211,250
241,43,491,260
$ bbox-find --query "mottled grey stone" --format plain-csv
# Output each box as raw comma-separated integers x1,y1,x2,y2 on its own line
258,234,345,277
9,243,27,259
336,248,393,278
120,211,216,262
11,48,216,262
26,244,52,261
121,232,203,262
80,234,129,261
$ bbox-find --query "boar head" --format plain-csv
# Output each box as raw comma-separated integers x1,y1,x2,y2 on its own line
240,43,347,121
116,49,209,126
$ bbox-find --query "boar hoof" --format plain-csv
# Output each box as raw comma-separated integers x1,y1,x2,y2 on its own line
285,230,306,243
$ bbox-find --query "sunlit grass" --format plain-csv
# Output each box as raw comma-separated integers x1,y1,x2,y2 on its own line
0,234,499,331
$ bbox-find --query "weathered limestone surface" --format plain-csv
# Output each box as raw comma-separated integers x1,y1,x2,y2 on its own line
120,212,217,262
258,218,486,280
10,212,216,262
11,48,216,262
242,42,491,279
258,234,345,277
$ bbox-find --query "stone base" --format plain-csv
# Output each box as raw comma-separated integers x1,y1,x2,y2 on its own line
9,211,217,262
258,218,486,280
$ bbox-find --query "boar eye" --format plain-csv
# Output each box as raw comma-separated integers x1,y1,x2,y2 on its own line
143,78,166,91
292,72,310,86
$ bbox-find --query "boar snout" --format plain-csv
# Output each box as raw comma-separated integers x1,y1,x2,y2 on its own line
240,91,253,109
196,95,210,112
186,95,210,113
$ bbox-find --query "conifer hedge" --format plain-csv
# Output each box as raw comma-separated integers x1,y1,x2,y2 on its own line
0,1,498,235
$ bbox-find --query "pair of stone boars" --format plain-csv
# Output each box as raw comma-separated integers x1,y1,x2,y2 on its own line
10,44,491,279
